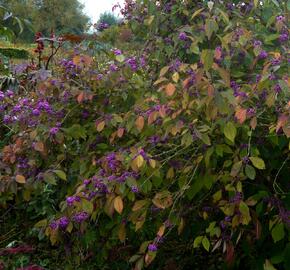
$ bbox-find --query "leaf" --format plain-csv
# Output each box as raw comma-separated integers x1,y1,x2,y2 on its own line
34,142,45,152
34,219,47,228
271,223,285,243
132,200,148,212
165,83,176,96
16,174,26,184
82,199,94,214
201,50,214,71
264,259,277,270
114,196,124,214
245,165,256,180
135,116,145,131
213,65,230,87
77,91,84,103
202,236,210,251
191,8,204,20
159,66,169,77
250,117,257,130
118,224,126,242
116,54,125,62
53,170,67,181
205,19,218,40
149,159,156,168
96,121,105,132
135,155,144,168
172,72,179,83
157,225,165,237
193,236,203,248
230,161,243,177
239,201,251,225
224,122,237,142
235,108,247,124
249,157,265,170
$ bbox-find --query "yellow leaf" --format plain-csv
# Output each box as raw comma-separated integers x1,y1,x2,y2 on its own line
191,8,204,20
96,121,105,132
157,225,165,237
34,219,47,228
16,174,26,184
149,159,156,168
172,72,179,83
132,200,148,211
135,155,144,168
135,116,145,131
159,66,169,77
118,224,126,242
165,83,176,96
73,55,81,65
114,196,124,214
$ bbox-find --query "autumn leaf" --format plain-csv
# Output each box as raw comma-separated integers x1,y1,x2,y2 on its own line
16,174,26,184
114,196,124,214
34,142,45,152
135,116,145,131
165,83,176,96
96,121,105,132
235,108,247,124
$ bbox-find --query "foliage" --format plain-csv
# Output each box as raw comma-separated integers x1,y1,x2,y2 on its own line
0,48,29,59
0,0,89,42
0,0,290,269
96,12,120,32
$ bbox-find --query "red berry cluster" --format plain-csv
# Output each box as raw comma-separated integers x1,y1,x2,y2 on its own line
34,32,44,53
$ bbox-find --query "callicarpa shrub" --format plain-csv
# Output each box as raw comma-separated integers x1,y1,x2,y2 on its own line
0,0,289,269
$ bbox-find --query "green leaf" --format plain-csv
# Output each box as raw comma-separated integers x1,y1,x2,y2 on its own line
245,165,256,180
81,199,94,214
239,201,251,225
264,259,278,270
271,223,285,243
231,161,243,177
201,50,214,71
43,173,57,185
249,157,266,170
202,236,210,251
193,236,203,248
224,122,237,142
200,133,211,145
53,170,67,181
205,19,218,39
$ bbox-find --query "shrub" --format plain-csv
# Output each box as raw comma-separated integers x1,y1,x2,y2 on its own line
0,0,289,269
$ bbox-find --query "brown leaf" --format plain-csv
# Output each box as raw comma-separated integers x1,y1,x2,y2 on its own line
225,241,235,266
114,196,124,214
16,174,26,184
135,116,145,131
117,128,125,138
157,225,165,237
235,108,247,124
34,142,45,152
77,92,85,103
250,117,257,130
165,83,176,96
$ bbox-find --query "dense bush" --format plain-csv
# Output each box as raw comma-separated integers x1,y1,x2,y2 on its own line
0,0,289,269
0,48,29,59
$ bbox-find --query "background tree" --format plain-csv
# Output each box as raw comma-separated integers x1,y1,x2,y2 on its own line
0,0,89,42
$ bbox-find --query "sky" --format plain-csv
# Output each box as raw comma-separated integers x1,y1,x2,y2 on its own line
80,0,124,24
